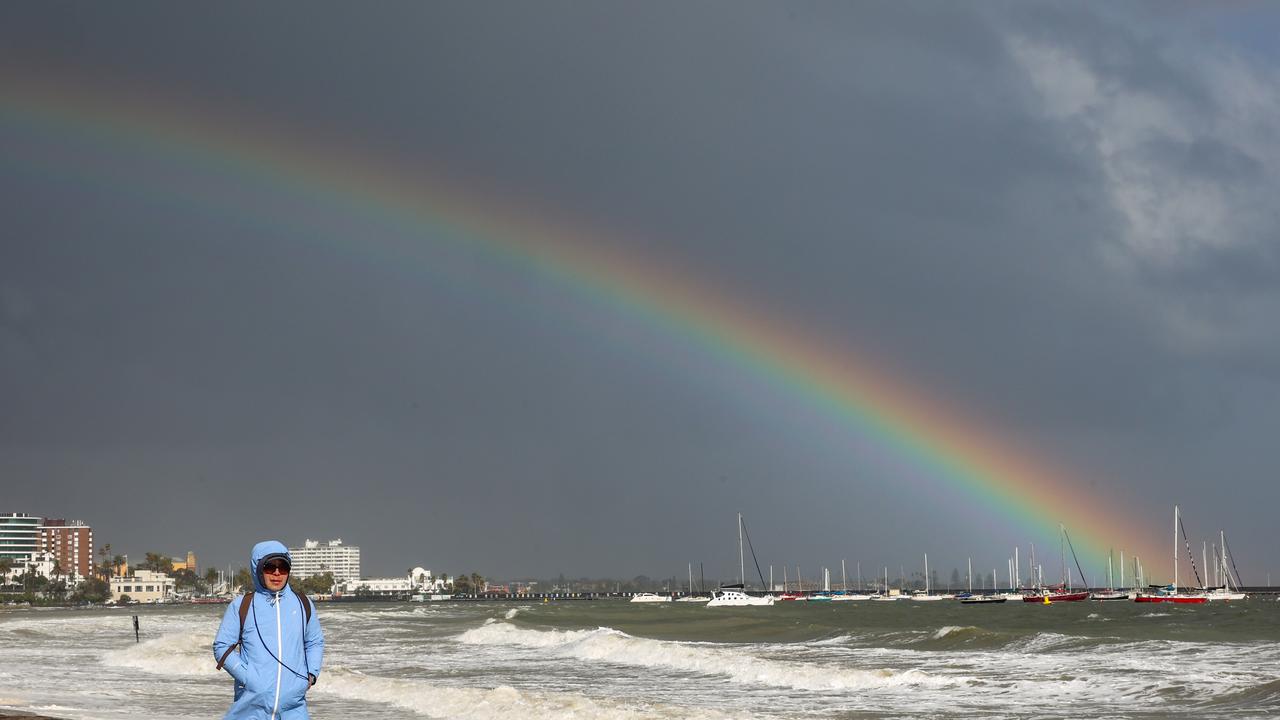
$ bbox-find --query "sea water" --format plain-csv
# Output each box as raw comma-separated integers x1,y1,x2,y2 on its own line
2,598,1279,719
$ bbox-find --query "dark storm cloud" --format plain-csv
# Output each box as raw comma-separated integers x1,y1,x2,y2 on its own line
2,2,1279,582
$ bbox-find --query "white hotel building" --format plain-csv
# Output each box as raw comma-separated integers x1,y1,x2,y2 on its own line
289,539,360,585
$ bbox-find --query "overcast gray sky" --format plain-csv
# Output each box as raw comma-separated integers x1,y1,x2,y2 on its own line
3,2,1279,585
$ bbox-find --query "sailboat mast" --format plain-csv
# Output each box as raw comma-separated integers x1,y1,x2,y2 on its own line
1220,530,1228,590
1060,523,1068,589
1173,505,1179,593
1202,541,1208,591
738,512,745,587
967,557,973,593
924,553,930,594
842,559,848,592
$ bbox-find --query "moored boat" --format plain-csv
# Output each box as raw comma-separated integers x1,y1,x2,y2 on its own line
961,594,1007,604
705,514,775,608
1135,505,1209,604
706,585,775,607
1022,586,1089,603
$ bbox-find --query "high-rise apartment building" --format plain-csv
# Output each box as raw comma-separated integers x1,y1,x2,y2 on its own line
289,538,360,583
39,519,94,578
0,513,41,564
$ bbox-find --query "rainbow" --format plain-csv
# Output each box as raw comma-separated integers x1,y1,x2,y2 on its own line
0,71,1169,577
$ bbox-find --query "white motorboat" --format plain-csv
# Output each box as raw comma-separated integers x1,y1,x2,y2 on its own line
630,593,672,603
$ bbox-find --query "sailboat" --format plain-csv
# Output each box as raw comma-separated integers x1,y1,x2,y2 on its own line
1204,530,1247,601
871,567,902,600
1023,524,1089,602
676,562,710,602
1091,551,1128,601
910,554,949,600
961,560,1007,603
706,513,775,607
830,559,868,601
1135,505,1207,604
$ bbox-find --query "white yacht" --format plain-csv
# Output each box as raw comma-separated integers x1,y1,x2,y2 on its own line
629,593,672,603
704,513,776,608
706,586,775,607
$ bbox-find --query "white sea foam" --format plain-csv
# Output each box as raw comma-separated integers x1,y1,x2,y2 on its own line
932,625,975,639
457,621,959,692
101,631,219,676
809,633,856,646
315,668,736,719
504,608,522,620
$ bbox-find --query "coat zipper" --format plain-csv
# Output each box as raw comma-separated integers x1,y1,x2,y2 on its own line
270,593,282,719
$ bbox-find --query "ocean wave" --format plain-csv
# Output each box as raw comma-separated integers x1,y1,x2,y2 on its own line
1199,677,1280,710
316,667,737,719
101,631,218,676
932,625,976,639
457,621,959,692
1,612,175,639
808,633,856,646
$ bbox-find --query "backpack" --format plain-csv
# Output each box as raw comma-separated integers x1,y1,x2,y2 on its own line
216,589,312,670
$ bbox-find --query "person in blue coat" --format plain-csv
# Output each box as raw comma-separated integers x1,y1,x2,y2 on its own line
213,540,325,719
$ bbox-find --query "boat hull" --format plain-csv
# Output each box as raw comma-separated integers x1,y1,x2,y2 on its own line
1023,591,1089,602
1134,594,1207,604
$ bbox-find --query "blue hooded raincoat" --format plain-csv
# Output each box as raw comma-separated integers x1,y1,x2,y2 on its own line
213,540,325,720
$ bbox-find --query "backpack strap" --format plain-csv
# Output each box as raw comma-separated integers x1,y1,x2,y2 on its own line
216,590,254,671
216,590,310,672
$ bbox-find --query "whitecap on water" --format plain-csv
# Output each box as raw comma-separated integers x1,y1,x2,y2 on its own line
457,621,960,692
101,631,219,676
315,667,737,719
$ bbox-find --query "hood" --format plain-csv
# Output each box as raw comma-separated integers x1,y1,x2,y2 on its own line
250,540,292,594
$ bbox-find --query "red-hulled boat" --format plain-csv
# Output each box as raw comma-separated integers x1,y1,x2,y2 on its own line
1134,505,1209,605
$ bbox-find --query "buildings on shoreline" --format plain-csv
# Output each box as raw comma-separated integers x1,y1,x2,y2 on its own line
2,512,94,580
290,538,361,584
3,514,452,603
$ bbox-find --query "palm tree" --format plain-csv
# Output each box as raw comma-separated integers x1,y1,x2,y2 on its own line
97,543,113,579
203,567,221,593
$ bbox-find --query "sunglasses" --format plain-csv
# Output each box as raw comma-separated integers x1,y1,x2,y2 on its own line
262,562,291,575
